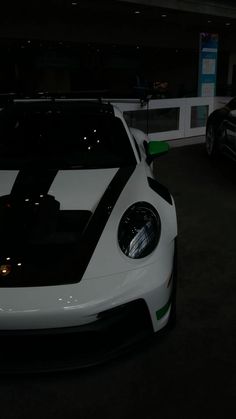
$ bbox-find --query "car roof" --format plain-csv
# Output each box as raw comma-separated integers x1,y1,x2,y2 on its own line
0,99,116,116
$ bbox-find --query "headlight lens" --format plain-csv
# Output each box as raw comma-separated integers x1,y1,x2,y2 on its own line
118,202,161,259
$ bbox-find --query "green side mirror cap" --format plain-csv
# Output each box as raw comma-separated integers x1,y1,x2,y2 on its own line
148,141,169,157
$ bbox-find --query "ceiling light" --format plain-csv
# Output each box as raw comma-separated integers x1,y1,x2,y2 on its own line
225,22,231,26
72,1,78,5
134,10,140,14
208,20,212,23
161,14,167,18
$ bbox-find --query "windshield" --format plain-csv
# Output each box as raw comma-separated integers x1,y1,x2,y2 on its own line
0,102,136,169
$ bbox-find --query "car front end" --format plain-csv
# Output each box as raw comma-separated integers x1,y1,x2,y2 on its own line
0,98,177,371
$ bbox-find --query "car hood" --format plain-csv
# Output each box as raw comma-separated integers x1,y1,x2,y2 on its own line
0,167,119,287
0,168,118,212
0,164,177,287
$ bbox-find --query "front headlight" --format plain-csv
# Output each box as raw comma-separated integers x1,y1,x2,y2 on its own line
118,202,161,259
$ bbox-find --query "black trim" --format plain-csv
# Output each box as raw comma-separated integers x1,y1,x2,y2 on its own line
132,135,141,161
147,177,172,205
74,165,135,282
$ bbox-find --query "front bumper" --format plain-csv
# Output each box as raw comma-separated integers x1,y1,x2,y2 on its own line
0,242,175,372
0,299,153,373
0,241,175,332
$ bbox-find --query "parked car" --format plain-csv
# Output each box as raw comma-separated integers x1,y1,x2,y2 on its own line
206,97,236,159
0,96,177,371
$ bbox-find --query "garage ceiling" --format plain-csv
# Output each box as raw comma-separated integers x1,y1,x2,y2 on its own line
0,0,235,27
0,0,235,47
119,0,236,19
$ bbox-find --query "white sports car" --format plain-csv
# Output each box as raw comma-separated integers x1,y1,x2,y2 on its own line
0,97,177,371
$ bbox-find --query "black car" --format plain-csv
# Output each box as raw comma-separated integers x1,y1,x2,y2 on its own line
206,97,236,160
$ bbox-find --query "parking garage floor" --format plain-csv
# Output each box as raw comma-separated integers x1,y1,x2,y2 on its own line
0,143,236,419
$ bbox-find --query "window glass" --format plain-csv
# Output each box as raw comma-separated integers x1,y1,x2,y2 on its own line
0,102,136,169
124,108,180,133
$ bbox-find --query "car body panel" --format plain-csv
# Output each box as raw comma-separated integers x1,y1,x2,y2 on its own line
0,98,177,341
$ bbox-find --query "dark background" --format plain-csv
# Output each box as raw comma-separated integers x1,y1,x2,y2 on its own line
0,2,236,418
0,0,235,98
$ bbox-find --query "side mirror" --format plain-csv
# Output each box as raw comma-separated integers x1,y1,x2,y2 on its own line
145,140,169,163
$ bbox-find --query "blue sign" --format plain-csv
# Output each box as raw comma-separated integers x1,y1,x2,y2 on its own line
198,33,218,97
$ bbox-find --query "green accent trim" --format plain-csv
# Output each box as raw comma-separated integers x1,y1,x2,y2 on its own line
156,297,172,321
148,141,169,156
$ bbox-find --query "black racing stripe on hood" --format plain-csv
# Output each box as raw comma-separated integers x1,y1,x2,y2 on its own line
75,165,135,282
11,169,58,198
147,177,173,205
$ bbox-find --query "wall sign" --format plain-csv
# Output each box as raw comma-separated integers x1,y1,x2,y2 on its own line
198,33,218,97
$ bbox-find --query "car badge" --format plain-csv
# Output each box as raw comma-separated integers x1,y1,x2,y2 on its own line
0,264,11,277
